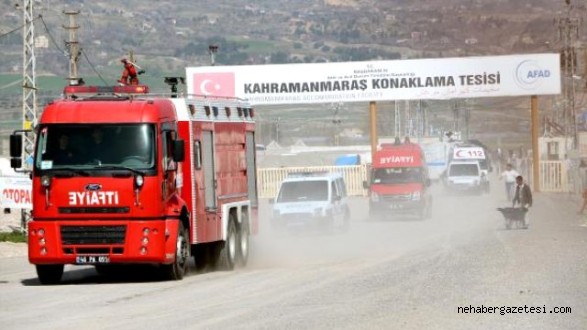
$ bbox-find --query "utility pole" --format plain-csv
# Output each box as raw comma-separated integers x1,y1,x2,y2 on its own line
330,103,342,146
19,0,37,230
453,100,460,132
404,100,411,137
555,0,582,149
209,45,218,66
275,117,280,145
21,0,37,168
421,100,427,138
464,101,470,141
63,10,81,86
394,101,401,137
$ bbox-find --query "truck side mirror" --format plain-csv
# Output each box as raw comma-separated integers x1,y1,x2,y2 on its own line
9,134,23,169
172,139,185,162
362,180,369,189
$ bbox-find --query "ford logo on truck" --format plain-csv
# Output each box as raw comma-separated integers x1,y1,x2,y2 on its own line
85,183,102,191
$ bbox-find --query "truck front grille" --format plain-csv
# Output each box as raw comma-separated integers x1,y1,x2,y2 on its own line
382,194,412,201
59,207,130,214
60,225,126,245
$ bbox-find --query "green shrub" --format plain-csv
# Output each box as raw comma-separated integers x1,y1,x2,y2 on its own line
0,231,27,243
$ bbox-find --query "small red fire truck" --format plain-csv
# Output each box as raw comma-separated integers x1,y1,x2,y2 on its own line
10,84,258,284
364,142,432,220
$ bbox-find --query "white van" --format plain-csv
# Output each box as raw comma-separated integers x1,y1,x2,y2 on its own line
448,145,491,192
271,172,350,231
444,160,486,194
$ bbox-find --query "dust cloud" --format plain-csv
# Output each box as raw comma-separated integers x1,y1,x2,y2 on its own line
248,176,504,271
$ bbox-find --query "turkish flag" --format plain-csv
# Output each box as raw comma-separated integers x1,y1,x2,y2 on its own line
193,72,235,97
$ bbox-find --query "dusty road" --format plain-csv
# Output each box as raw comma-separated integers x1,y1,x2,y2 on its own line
1,178,586,330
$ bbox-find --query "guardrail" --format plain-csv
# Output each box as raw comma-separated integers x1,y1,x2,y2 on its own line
257,165,368,198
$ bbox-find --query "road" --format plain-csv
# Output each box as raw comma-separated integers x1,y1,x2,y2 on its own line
1,177,586,330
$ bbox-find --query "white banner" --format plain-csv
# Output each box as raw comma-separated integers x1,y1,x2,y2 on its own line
186,53,561,105
0,177,32,209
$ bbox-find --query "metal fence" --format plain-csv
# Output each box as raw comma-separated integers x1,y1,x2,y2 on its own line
257,165,368,198
258,161,574,197
538,161,569,193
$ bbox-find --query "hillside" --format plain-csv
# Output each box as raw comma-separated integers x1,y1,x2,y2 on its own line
0,0,584,154
0,0,582,81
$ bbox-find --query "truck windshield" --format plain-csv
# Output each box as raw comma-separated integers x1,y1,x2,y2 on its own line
34,124,155,170
449,164,479,176
372,167,422,184
277,181,328,202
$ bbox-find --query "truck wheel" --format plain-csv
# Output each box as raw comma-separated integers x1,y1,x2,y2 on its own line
36,264,64,285
162,221,189,280
214,216,237,270
236,215,250,267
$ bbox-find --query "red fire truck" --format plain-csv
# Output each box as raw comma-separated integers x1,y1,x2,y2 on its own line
364,142,432,220
10,84,258,284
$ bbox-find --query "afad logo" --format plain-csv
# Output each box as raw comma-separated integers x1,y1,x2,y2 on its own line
192,72,235,97
514,60,551,90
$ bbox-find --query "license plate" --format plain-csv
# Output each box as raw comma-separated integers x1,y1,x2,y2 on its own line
75,255,110,264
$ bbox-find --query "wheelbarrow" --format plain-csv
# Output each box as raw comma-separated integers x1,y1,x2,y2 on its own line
497,207,528,230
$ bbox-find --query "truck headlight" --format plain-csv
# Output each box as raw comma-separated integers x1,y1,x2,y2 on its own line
41,175,51,188
135,174,144,188
370,192,380,202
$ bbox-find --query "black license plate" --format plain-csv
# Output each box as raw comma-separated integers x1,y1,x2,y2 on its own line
75,255,110,264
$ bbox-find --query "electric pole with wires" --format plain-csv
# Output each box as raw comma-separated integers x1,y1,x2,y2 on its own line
555,0,582,148
63,10,82,86
21,0,37,167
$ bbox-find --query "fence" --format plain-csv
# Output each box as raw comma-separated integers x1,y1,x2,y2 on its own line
257,165,368,198
258,161,574,197
538,161,569,193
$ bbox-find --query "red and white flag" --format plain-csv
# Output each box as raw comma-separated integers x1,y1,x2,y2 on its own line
192,72,235,97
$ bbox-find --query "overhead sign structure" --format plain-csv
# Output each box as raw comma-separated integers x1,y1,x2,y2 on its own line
186,53,561,105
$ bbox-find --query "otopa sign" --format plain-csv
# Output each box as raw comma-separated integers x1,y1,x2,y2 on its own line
186,53,561,105
0,177,32,209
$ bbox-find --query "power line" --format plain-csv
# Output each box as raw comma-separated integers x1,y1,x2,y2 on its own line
40,14,108,85
81,49,108,85
0,15,42,39
0,23,26,39
39,14,66,56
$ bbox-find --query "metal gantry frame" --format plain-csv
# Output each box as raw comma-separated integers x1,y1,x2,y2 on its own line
22,0,37,169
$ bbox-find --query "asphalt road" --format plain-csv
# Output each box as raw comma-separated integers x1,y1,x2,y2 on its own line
1,176,586,330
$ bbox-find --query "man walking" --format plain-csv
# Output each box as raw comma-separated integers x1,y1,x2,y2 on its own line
512,175,533,229
499,163,519,202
